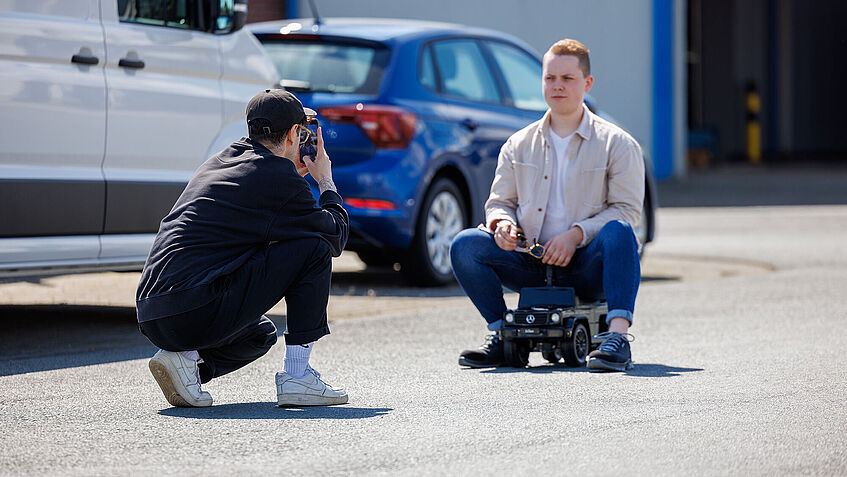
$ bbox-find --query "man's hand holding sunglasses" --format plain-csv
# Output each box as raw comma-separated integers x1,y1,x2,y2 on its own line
493,220,519,251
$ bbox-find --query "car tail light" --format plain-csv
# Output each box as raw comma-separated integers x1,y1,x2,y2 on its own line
319,103,417,149
344,198,397,210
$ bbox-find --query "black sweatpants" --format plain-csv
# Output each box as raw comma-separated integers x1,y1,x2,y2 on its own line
139,237,332,383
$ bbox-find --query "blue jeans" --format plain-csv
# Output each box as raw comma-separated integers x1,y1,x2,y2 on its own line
450,221,640,331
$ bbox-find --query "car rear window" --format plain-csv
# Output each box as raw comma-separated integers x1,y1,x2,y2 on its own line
258,39,389,94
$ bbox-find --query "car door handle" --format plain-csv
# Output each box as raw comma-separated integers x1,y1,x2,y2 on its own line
118,58,145,69
71,54,99,65
460,118,479,131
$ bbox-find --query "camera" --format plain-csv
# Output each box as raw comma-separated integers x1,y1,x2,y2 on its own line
299,116,319,161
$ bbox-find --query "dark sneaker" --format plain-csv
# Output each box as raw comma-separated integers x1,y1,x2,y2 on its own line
458,334,504,368
587,332,634,372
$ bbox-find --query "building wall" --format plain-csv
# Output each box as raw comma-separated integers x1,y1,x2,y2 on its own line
246,0,287,24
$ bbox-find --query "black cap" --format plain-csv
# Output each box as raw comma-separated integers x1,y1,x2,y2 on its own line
246,89,316,136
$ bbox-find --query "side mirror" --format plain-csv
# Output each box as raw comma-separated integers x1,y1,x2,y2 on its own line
208,0,247,34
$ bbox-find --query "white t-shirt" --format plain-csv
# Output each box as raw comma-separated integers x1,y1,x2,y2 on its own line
538,129,574,244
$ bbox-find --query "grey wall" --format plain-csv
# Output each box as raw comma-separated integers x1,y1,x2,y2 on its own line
296,0,655,156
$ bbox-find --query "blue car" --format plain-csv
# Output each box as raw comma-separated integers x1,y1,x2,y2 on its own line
248,18,656,285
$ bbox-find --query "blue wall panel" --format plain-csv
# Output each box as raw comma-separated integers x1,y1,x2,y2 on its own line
286,0,299,19
652,0,674,180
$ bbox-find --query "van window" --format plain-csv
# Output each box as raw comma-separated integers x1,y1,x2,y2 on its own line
214,0,236,31
118,0,202,30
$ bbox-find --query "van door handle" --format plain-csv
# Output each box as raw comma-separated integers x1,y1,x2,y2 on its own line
118,58,145,69
460,118,479,131
71,54,99,65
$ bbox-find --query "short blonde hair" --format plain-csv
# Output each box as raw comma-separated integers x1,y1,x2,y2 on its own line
546,39,591,77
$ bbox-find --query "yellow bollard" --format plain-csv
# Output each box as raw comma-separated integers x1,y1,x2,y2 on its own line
745,81,761,164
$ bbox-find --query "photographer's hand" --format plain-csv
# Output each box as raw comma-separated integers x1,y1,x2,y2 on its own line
294,157,309,177
493,220,518,251
304,126,336,193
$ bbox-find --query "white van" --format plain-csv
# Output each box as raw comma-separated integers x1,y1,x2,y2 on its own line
0,0,278,276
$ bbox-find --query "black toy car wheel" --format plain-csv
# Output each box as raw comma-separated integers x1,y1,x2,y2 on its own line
542,348,562,364
503,340,530,368
403,178,467,286
562,322,590,367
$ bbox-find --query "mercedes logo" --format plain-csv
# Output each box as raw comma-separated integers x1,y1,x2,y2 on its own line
526,314,536,324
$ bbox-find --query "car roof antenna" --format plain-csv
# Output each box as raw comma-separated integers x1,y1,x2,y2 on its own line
307,0,322,26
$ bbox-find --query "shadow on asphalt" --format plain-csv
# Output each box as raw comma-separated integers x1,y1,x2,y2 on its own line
330,267,673,298
623,363,704,377
0,305,156,377
158,403,392,419
479,363,703,377
330,268,467,297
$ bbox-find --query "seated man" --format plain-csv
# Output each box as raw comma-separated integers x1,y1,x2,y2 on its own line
136,89,350,407
450,39,644,371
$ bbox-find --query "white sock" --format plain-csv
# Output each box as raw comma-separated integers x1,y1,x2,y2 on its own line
179,350,200,362
284,342,314,378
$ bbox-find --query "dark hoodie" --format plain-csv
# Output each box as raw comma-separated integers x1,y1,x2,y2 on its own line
136,137,348,322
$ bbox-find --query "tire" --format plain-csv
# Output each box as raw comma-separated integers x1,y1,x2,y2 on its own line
403,178,467,286
542,348,562,364
503,339,530,368
562,322,590,367
634,183,654,258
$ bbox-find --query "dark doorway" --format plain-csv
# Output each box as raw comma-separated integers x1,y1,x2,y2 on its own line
687,0,847,165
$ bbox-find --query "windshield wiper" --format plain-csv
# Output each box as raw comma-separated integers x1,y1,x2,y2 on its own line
277,79,312,92
277,79,340,94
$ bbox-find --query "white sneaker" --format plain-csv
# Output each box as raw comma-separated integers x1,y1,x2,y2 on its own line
148,350,213,407
276,367,348,407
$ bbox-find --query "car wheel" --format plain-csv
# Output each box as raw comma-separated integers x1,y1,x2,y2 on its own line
634,186,653,257
562,322,590,367
503,339,530,368
403,178,467,286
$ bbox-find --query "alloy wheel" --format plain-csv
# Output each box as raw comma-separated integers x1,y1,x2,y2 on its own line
424,190,464,276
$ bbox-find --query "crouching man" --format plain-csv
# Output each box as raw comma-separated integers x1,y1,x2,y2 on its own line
136,89,349,407
450,39,645,371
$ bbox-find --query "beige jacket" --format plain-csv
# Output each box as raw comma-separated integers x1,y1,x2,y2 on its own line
484,104,644,246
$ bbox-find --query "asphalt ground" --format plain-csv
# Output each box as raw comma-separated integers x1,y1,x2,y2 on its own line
1,165,846,475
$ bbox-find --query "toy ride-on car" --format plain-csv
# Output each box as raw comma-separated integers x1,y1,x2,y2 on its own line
500,285,609,368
